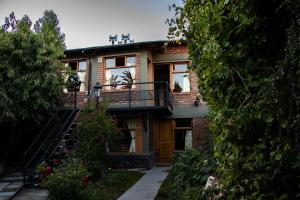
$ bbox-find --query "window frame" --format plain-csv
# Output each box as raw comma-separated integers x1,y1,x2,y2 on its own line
113,118,136,153
171,63,191,93
105,55,136,69
174,119,192,151
104,55,137,90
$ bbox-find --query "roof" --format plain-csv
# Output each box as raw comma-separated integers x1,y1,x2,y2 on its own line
64,40,187,57
65,40,168,55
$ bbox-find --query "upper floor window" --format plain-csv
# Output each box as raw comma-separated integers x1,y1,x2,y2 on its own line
172,63,190,93
64,60,87,92
105,55,136,89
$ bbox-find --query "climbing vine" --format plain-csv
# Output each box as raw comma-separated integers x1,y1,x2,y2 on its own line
168,0,300,199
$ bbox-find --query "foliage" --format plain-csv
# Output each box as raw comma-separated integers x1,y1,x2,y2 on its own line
0,10,65,123
169,0,300,199
43,160,96,200
66,72,81,90
75,100,118,179
171,149,216,200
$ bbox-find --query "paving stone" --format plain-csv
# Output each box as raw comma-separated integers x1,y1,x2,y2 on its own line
0,183,10,191
0,192,15,197
12,189,48,200
117,166,170,200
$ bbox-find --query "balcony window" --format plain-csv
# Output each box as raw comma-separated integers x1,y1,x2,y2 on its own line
106,58,115,68
126,56,136,66
172,63,190,93
105,55,136,89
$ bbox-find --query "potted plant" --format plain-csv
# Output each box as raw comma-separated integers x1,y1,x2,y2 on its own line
194,95,200,106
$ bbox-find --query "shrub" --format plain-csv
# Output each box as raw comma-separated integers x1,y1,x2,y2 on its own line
75,100,118,180
43,160,96,200
171,149,216,200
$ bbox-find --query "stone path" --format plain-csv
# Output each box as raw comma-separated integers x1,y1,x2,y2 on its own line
12,189,48,200
117,166,171,200
0,173,23,200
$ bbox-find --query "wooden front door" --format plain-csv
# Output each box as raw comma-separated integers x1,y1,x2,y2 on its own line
154,120,174,164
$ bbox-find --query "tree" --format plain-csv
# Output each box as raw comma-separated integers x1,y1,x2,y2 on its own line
0,10,65,166
0,10,65,122
169,0,300,199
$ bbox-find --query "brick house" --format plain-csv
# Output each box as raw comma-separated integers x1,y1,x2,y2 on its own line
63,40,209,168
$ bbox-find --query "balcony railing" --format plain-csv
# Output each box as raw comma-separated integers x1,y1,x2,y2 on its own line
101,81,173,113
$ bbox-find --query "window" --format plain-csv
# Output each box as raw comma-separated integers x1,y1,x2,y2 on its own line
113,118,136,153
65,60,87,92
106,58,115,68
105,55,136,89
175,119,192,150
172,63,190,92
78,61,87,71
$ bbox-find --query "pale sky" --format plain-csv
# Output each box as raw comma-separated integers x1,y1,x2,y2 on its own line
0,0,182,49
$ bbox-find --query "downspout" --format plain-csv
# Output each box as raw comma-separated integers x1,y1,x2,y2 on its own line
81,50,92,95
87,57,92,95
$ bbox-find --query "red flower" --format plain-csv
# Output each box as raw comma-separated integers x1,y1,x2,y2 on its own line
53,159,61,165
82,176,89,187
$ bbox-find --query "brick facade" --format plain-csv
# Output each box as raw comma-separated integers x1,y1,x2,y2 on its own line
172,72,199,106
192,117,209,148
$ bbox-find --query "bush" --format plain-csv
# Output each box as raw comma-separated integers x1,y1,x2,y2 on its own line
75,100,118,179
43,160,96,200
171,149,216,200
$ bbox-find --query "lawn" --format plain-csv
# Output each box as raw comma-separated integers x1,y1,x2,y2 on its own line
155,171,173,200
94,171,144,200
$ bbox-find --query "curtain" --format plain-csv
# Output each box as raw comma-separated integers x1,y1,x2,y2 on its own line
185,130,192,149
182,73,190,92
105,70,111,90
126,119,136,153
77,71,86,92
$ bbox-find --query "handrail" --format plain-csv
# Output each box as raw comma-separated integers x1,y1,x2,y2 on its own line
49,108,81,158
23,93,72,159
24,109,71,170
39,109,77,162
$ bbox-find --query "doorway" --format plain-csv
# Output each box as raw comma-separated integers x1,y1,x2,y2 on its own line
154,64,170,106
153,120,174,164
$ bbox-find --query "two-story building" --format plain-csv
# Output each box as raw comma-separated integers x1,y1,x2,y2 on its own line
63,40,208,168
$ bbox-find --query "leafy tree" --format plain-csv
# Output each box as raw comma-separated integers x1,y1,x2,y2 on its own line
169,0,300,199
0,10,65,165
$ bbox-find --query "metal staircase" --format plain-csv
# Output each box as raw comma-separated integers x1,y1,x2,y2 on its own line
23,93,80,187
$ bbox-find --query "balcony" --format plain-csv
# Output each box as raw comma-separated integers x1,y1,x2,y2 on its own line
101,81,173,114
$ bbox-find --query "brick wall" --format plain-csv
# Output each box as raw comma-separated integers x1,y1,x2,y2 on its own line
192,117,209,148
173,71,200,106
166,45,189,54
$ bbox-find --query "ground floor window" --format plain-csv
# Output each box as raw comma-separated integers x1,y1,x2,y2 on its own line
115,118,136,153
175,119,192,150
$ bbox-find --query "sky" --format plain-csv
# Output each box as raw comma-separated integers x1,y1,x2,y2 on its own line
0,0,182,49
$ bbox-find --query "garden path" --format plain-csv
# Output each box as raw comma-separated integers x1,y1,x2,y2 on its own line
0,173,23,200
117,166,171,200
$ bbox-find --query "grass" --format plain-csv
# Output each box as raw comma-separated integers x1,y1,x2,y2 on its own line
155,171,174,200
94,170,144,200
